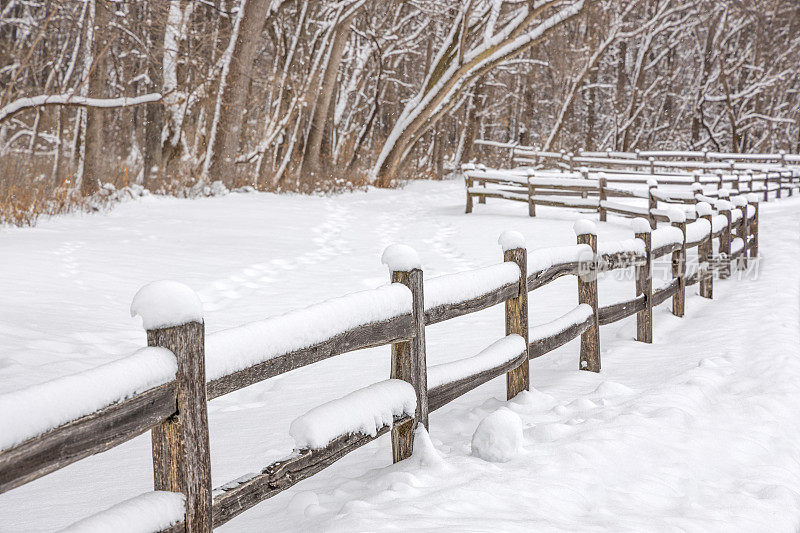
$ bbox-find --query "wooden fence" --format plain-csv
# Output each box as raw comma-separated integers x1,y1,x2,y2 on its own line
0,199,759,531
463,148,798,224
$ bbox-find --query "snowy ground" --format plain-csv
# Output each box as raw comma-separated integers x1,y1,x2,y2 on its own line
1,179,799,531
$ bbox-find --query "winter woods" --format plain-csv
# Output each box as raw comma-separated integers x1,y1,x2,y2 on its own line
1,0,799,222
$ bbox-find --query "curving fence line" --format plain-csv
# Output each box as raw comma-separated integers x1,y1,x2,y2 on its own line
0,200,759,531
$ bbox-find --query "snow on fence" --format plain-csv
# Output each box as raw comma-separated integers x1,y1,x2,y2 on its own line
0,207,760,531
464,147,799,221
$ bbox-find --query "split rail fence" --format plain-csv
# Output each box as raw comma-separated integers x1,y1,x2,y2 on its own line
0,187,760,532
465,143,800,224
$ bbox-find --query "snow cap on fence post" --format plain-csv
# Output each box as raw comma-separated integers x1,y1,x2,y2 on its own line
498,230,526,252
730,195,748,208
130,280,204,330
695,201,713,217
131,281,211,531
745,193,760,204
631,217,652,234
666,207,686,224
573,219,597,236
382,244,427,463
498,231,530,397
381,244,422,272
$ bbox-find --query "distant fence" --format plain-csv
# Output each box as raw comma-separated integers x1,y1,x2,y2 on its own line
464,145,799,225
0,194,759,531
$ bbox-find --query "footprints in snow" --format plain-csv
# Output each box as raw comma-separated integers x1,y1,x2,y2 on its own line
199,202,355,313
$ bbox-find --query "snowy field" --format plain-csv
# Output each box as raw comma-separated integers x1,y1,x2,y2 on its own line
2,179,800,531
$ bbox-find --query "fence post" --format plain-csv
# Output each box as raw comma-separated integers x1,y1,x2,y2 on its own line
717,172,723,192
382,245,428,463
649,156,655,175
131,282,211,532
478,179,487,204
598,175,607,222
464,172,474,214
717,200,733,279
732,196,748,270
499,231,530,397
527,176,535,217
697,202,714,299
668,210,686,318
748,193,759,260
633,218,653,343
647,179,658,229
776,171,782,199
574,220,600,372
730,163,738,191
568,152,574,172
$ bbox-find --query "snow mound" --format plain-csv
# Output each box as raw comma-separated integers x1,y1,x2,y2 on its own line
290,379,416,450
498,230,526,252
381,244,421,272
58,491,185,533
731,195,748,207
593,381,635,397
666,208,686,223
471,408,524,463
411,426,447,469
695,201,713,216
573,219,596,236
130,281,203,330
631,217,652,234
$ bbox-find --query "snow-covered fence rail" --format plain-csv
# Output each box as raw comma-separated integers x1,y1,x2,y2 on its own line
464,162,793,226
0,206,760,531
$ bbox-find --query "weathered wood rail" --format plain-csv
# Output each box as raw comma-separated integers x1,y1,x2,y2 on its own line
0,195,760,531
463,147,799,223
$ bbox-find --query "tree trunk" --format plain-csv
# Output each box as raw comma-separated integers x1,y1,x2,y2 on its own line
204,0,276,183
142,1,167,189
301,12,356,182
81,0,110,196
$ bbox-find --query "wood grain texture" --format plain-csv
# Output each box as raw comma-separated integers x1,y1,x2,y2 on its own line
193,417,412,530
651,242,682,260
577,233,600,372
527,179,535,217
504,247,529,398
635,231,653,343
207,314,414,400
750,202,759,258
597,295,647,326
529,314,594,358
428,351,528,412
527,261,583,290
737,206,749,270
672,221,686,317
719,209,732,279
599,251,646,272
389,269,427,463
699,213,714,299
148,321,212,532
652,278,680,307
423,283,518,325
598,177,607,221
0,383,176,494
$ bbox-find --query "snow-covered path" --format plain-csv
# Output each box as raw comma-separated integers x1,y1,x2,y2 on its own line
1,180,799,531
